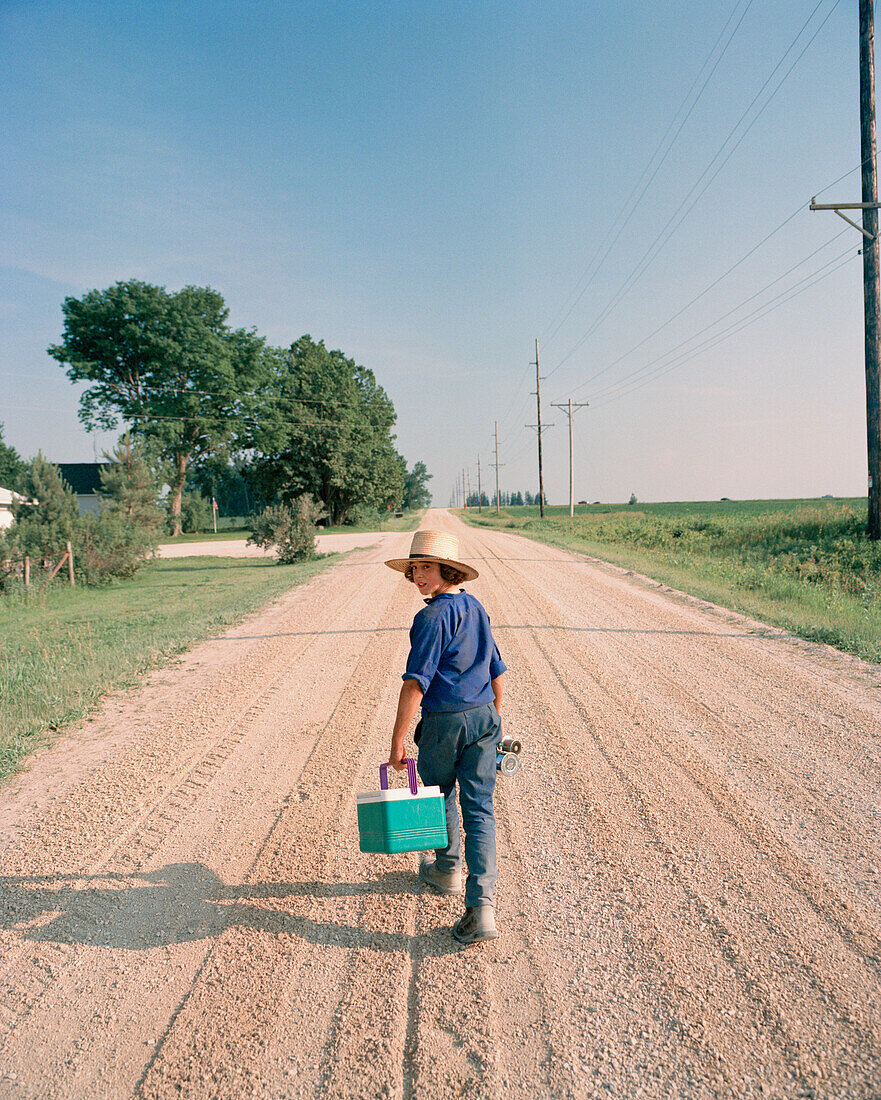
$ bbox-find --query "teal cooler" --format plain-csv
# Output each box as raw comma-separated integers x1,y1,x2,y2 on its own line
357,759,448,854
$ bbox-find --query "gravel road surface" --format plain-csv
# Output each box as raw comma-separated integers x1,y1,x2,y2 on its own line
1,509,879,1099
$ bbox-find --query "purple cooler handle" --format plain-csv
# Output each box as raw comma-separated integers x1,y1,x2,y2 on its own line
380,757,418,796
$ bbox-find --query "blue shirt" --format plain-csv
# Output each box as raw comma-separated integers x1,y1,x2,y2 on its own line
403,590,506,713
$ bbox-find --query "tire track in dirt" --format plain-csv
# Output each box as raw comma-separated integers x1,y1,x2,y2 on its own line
480,532,881,979
0,562,392,1061
0,544,414,1098
458,518,881,1096
132,575,417,1098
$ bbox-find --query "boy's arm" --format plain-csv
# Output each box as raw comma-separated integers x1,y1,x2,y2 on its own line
491,672,504,714
389,679,424,770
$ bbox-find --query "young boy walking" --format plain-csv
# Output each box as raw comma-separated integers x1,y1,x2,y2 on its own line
386,531,506,944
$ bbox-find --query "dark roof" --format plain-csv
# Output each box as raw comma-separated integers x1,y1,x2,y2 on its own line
56,463,107,495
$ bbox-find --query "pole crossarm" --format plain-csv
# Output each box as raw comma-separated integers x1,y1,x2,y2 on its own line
525,423,555,432
810,197,881,240
809,200,881,209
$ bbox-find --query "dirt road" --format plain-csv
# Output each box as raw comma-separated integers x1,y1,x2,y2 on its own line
1,509,880,1099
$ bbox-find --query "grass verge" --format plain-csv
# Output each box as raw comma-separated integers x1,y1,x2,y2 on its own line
162,509,426,542
318,510,425,534
161,529,253,543
0,554,336,782
461,500,881,664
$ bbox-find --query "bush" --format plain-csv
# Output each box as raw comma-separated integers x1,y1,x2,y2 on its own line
75,511,157,584
344,502,384,528
247,494,327,563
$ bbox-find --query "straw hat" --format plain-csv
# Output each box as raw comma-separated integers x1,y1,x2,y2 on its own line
385,530,479,581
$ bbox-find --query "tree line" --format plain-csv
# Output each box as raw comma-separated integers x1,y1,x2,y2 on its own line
464,490,547,508
44,279,432,536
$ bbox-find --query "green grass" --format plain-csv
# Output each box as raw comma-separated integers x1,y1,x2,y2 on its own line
460,498,881,664
162,529,253,543
0,554,336,782
317,509,425,534
164,508,426,541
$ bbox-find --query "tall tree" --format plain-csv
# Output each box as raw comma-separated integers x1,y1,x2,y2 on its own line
0,423,27,492
251,336,405,524
48,279,266,535
402,461,433,510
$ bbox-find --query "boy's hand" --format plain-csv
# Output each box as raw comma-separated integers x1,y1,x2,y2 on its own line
389,739,407,772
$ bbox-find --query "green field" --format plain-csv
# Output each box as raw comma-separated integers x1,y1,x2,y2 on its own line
461,498,881,663
0,555,336,782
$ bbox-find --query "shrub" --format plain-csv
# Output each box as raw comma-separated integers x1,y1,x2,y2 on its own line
344,502,383,528
76,511,157,584
248,494,327,563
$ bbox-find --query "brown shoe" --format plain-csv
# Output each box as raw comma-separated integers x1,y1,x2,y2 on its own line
452,905,499,944
419,857,463,895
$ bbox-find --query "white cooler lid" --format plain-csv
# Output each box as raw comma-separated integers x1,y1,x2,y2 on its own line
356,785,442,805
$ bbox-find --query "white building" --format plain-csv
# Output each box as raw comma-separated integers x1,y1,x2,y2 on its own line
0,486,29,529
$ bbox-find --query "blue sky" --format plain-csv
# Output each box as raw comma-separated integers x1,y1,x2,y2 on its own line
0,0,870,504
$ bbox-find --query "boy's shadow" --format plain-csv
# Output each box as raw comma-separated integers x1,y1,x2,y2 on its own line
0,863,462,956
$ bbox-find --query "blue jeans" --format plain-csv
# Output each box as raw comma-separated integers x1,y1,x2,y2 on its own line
416,703,502,907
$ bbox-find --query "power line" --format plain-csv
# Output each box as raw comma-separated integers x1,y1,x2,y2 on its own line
540,0,755,349
570,227,850,396
546,0,843,379
588,250,859,407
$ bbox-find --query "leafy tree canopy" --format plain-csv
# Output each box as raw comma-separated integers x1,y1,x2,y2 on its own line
251,335,406,525
403,461,433,510
47,279,266,535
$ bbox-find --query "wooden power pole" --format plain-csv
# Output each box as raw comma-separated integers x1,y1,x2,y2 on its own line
550,398,589,517
862,0,881,539
812,0,881,538
492,421,503,514
527,339,553,518
477,454,483,513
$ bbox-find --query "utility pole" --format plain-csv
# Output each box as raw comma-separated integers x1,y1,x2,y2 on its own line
466,467,472,509
477,454,483,513
526,339,553,518
810,0,881,538
550,398,590,518
862,0,881,539
491,421,504,514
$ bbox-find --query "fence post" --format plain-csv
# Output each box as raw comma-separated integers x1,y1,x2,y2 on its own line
24,556,30,587
66,541,75,586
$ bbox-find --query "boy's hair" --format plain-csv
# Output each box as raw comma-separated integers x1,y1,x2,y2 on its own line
404,561,469,586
